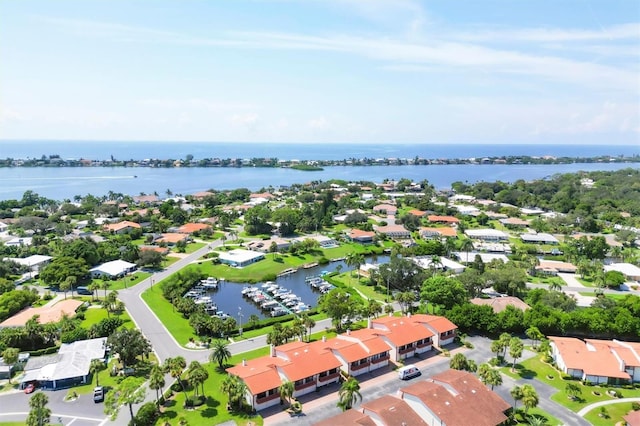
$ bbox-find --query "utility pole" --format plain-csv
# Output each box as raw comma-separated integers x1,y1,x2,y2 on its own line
238,307,243,336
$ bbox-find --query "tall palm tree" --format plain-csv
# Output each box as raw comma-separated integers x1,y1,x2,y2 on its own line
149,364,165,405
338,377,362,411
90,359,105,387
477,363,492,385
186,361,209,399
164,356,187,400
486,369,503,391
509,337,524,371
279,380,295,406
521,384,539,415
510,385,524,410
460,238,474,264
209,339,231,370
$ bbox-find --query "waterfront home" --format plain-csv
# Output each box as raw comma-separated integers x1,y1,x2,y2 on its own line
412,256,466,274
453,252,509,264
132,194,160,205
218,249,265,268
374,224,411,239
549,337,640,384
346,229,376,244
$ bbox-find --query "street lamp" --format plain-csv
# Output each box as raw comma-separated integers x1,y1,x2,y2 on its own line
238,307,243,336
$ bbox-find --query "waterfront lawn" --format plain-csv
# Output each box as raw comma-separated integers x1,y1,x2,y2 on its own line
202,254,319,282
235,312,328,341
322,242,383,259
584,401,638,426
142,287,198,346
332,273,386,301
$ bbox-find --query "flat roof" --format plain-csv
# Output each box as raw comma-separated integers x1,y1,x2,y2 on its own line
218,249,264,263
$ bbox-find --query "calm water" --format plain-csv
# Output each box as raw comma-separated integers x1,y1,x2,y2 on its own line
0,162,637,201
208,256,388,320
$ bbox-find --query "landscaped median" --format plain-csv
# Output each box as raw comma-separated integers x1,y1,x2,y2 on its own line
141,287,198,346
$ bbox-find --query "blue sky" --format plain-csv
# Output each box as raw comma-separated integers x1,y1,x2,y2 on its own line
1,0,638,144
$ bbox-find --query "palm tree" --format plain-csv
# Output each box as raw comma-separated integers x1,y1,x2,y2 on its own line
477,363,492,385
65,275,77,298
100,279,111,301
521,384,539,415
509,337,524,371
526,326,543,349
27,392,51,426
279,380,295,406
460,238,474,264
510,385,524,410
565,382,582,401
549,280,562,292
164,356,187,400
149,364,165,405
450,353,469,371
186,361,209,399
209,339,231,370
90,359,105,387
486,369,503,391
301,313,316,341
337,377,362,411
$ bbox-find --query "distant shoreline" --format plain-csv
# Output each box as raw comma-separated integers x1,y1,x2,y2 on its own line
1,154,638,169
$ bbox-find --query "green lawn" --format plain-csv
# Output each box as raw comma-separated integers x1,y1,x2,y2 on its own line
72,355,158,396
79,305,135,330
332,273,387,301
157,362,263,426
0,422,26,426
177,242,207,254
93,271,152,291
142,287,198,346
234,312,327,341
162,256,181,268
584,402,638,426
528,276,564,286
578,292,628,300
508,356,640,412
512,407,563,426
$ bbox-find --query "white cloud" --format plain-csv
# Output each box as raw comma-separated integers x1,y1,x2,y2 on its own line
230,113,260,130
308,116,330,130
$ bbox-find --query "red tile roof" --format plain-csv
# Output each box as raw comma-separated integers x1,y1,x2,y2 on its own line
550,337,631,380
400,370,510,426
177,223,211,234
361,394,428,426
420,227,458,237
226,356,288,395
470,297,531,313
104,221,141,232
313,409,377,426
428,215,460,223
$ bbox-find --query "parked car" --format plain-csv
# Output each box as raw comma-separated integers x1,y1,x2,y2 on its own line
24,383,35,394
93,386,104,403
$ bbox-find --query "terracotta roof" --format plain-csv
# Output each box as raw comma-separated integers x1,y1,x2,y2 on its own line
550,337,631,380
500,217,530,226
428,215,460,223
191,191,215,199
623,409,640,426
470,297,531,313
0,299,83,327
324,339,369,362
400,370,510,426
420,227,458,237
226,356,288,395
375,224,410,234
177,223,211,234
313,409,377,426
104,221,141,232
250,192,274,199
407,209,427,217
586,339,640,368
132,194,160,203
404,314,458,334
279,348,342,382
348,229,376,239
361,394,428,426
157,233,189,243
371,318,434,347
373,204,397,212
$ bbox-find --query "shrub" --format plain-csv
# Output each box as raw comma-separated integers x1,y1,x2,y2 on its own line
134,402,158,426
488,357,501,367
184,395,205,407
261,273,277,282
631,402,640,411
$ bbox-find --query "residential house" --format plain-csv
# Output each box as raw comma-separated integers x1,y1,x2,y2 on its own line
373,204,397,216
470,296,531,313
398,370,511,426
103,220,142,234
360,395,428,426
427,215,460,225
347,229,376,244
499,217,531,228
89,259,137,279
465,229,509,241
156,232,190,246
549,337,638,384
177,222,212,234
375,224,411,239
419,227,458,239
0,299,83,328
0,221,8,232
132,194,160,204
536,260,577,275
218,249,265,267
412,256,466,274
329,330,391,377
604,263,640,282
521,232,559,245
407,209,428,218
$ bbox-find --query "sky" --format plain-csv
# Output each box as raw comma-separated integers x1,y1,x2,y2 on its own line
1,0,639,145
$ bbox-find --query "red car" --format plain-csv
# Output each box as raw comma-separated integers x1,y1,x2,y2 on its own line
24,383,35,394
